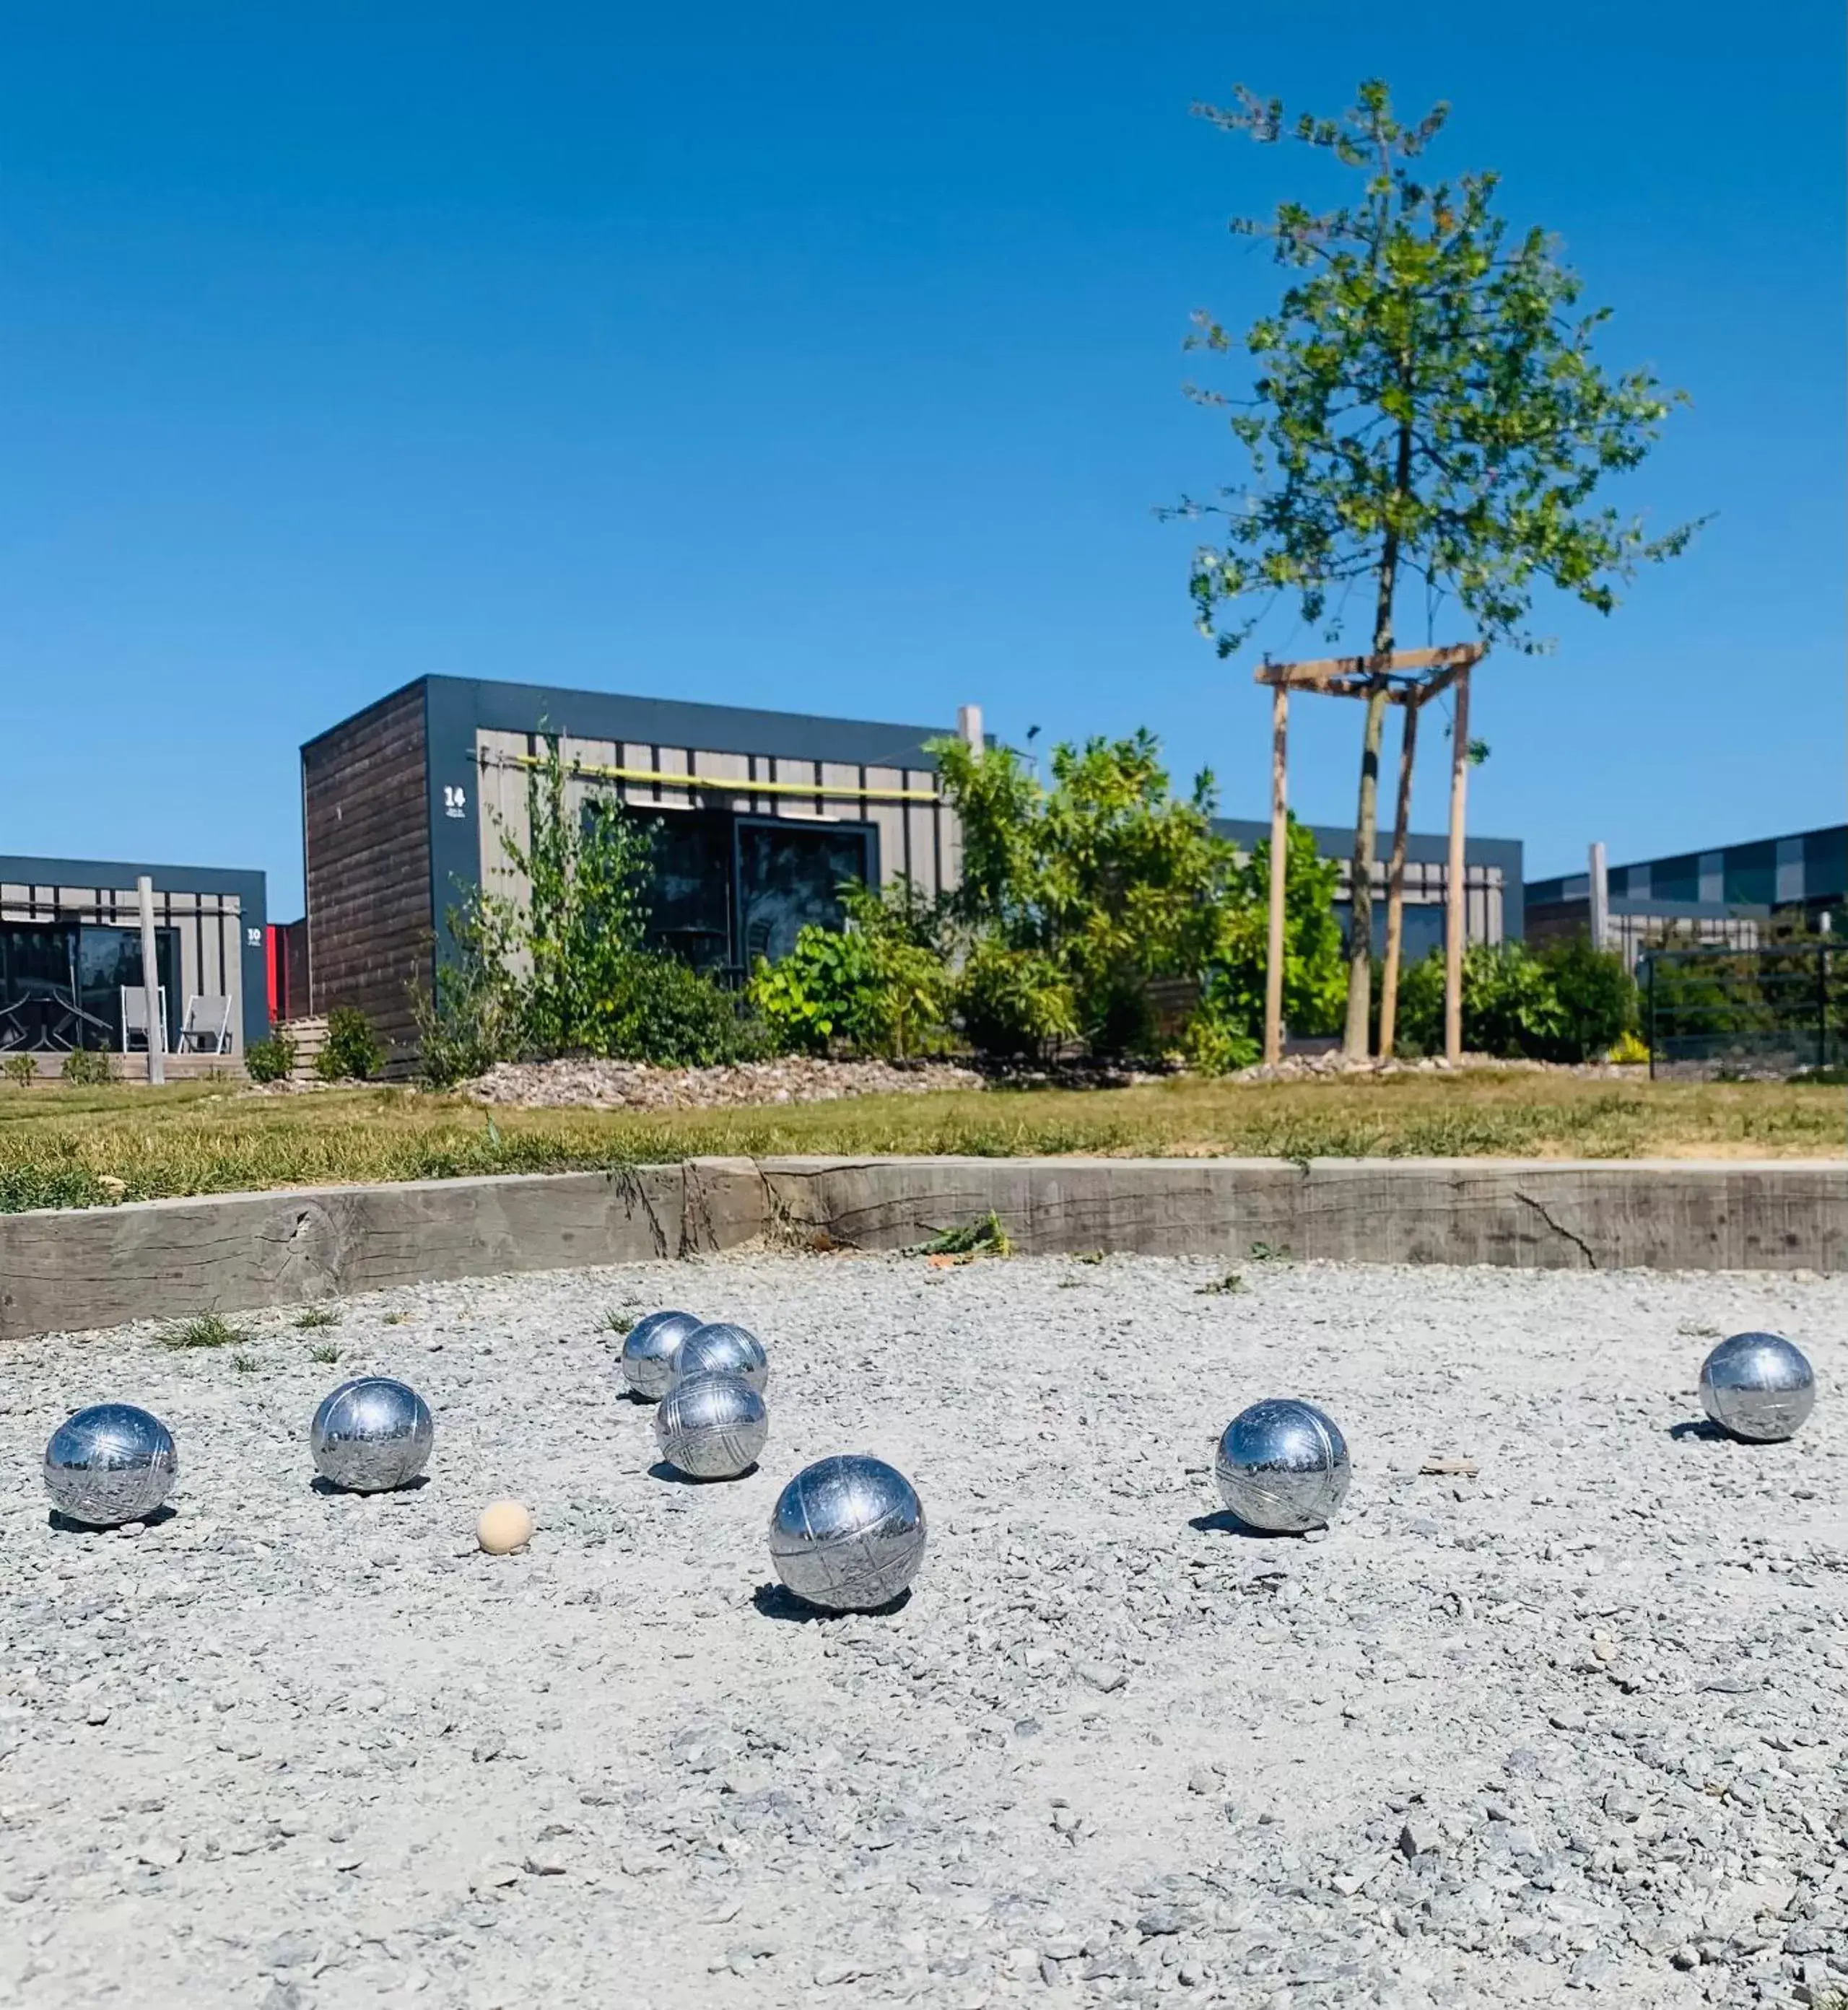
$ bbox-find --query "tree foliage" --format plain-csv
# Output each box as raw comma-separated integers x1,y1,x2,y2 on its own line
1172,78,1699,1052
933,731,1243,1059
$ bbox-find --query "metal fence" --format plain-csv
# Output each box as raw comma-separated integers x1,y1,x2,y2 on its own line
1642,940,1844,1078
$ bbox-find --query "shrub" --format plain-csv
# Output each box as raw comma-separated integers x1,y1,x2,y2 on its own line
1537,938,1637,1062
3,1053,35,1088
750,880,955,1059
954,940,1078,1059
59,1046,112,1085
315,1006,384,1082
597,952,764,1067
245,1028,297,1083
1396,943,1566,1059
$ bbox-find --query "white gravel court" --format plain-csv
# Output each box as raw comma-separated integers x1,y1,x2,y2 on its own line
1,1254,1844,2010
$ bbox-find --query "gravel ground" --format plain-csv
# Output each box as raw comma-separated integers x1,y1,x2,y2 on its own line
1,1255,1844,2010
456,1057,987,1109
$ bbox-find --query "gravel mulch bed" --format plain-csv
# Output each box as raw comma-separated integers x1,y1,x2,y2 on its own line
458,1056,989,1109
2,1257,1844,2007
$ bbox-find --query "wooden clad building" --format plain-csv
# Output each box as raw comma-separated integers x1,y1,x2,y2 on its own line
300,676,967,1062
0,854,268,1059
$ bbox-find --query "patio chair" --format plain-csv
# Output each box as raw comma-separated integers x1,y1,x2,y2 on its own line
120,986,170,1053
177,995,234,1056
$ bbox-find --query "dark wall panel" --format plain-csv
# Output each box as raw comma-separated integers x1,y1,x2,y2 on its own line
302,685,430,1057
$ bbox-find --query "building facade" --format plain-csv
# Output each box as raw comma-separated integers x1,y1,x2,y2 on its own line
300,676,967,1058
0,854,268,1058
1525,824,1845,968
1212,818,1524,960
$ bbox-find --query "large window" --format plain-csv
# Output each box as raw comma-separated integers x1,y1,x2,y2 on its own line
734,816,876,968
0,923,178,1052
610,807,878,976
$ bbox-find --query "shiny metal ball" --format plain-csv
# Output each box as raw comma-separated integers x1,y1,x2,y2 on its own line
620,1309,703,1401
676,1321,768,1394
1699,1332,1816,1443
768,1455,925,1612
653,1372,770,1480
310,1377,434,1493
1214,1398,1351,1533
43,1402,178,1526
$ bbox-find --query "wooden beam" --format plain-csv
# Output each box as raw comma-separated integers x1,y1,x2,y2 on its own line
1444,667,1473,1064
1253,643,1483,690
1377,699,1420,1058
1263,683,1289,1065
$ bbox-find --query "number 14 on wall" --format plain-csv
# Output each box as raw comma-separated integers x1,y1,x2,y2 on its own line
443,786,467,818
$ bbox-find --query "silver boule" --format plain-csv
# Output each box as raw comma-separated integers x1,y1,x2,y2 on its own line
1214,1398,1351,1534
44,1402,178,1526
653,1371,770,1480
676,1321,768,1394
310,1376,434,1493
1699,1331,1815,1443
620,1308,703,1400
767,1454,925,1612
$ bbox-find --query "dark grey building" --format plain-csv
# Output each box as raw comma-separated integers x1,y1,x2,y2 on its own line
301,676,967,1057
1212,818,1525,961
1526,823,1845,966
0,853,268,1058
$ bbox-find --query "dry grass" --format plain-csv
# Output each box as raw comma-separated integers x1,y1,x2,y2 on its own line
0,1070,1839,1213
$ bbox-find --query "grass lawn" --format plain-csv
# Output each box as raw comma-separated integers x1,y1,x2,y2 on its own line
0,1070,1840,1212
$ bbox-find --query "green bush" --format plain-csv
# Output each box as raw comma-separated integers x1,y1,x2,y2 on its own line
245,1028,297,1083
954,940,1078,1059
1396,943,1566,1059
751,881,955,1060
59,1046,112,1085
3,1053,35,1088
597,952,764,1067
1536,938,1637,1060
315,1007,384,1082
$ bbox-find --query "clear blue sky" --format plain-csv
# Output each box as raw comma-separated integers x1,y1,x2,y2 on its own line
3,3,1842,917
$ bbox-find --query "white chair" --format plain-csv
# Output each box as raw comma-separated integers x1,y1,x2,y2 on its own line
177,995,234,1056
120,987,170,1053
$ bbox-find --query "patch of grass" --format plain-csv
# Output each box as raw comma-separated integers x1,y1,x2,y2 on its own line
1197,1271,1245,1295
159,1311,250,1350
1678,1321,1722,1338
915,1210,1014,1259
380,1312,406,1325
230,1351,259,1373
308,1341,342,1365
0,1072,1838,1214
293,1307,341,1329
598,1309,637,1337
1247,1241,1291,1263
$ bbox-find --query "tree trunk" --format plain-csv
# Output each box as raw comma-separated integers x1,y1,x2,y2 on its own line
1341,418,1413,1060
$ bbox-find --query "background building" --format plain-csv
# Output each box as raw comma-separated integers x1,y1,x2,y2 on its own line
300,676,968,1059
0,853,267,1062
1212,818,1524,961
1525,823,1845,968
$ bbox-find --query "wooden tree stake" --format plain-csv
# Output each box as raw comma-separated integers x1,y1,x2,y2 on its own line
1444,668,1472,1063
1377,699,1419,1057
1263,681,1289,1064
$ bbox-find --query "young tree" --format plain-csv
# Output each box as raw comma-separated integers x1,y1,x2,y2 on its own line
1174,80,1699,1055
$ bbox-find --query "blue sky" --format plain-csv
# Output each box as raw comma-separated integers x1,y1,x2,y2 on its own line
2,3,1842,916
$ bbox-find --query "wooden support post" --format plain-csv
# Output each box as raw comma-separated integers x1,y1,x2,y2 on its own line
1377,698,1419,1058
1263,681,1289,1065
136,874,165,1086
1444,670,1471,1065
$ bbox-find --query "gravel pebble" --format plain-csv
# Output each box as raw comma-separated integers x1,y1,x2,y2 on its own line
0,1252,1842,2008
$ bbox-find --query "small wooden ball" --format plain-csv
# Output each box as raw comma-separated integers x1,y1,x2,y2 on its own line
476,1498,534,1555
